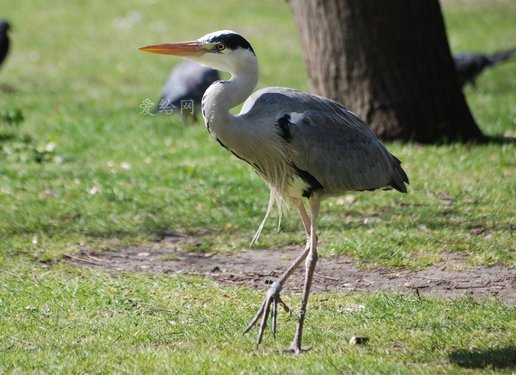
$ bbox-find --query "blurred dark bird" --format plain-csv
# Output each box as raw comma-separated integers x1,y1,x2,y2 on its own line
154,60,219,120
453,47,516,88
0,20,11,69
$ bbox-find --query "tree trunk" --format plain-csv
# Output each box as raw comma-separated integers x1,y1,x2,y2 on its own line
288,0,485,142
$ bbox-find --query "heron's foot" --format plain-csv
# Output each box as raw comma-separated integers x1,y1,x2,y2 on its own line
281,345,308,355
243,281,290,348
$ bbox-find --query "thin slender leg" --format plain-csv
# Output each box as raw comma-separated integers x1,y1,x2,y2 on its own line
244,199,312,348
287,196,320,354
296,199,311,236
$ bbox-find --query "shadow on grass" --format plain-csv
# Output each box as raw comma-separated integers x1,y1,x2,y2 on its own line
448,346,516,370
483,135,516,145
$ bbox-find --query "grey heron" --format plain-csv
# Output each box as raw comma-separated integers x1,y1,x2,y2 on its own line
154,60,219,120
453,47,516,88
0,20,10,69
139,30,409,353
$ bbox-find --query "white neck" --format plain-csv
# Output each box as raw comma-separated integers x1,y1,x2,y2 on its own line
199,49,290,232
201,51,259,145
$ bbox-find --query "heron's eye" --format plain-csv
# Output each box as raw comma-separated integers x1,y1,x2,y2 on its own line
216,43,225,51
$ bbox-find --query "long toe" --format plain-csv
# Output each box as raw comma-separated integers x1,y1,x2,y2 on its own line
244,282,288,348
256,295,272,347
243,297,267,334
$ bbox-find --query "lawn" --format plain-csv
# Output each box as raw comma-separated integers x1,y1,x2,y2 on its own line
0,0,515,373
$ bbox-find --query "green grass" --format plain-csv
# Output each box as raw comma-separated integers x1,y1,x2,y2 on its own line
1,266,515,373
0,0,515,372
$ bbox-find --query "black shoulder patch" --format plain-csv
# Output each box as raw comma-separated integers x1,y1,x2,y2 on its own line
209,33,254,54
276,114,292,142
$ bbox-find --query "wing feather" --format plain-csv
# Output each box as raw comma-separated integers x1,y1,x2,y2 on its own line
240,87,408,196
231,87,408,243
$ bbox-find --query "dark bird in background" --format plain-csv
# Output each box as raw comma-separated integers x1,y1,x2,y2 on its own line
154,60,219,120
453,47,516,88
0,20,11,69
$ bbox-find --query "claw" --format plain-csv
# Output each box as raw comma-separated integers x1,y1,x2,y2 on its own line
243,282,289,347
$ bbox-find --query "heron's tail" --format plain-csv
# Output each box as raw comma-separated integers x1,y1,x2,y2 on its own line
390,154,409,193
488,47,516,66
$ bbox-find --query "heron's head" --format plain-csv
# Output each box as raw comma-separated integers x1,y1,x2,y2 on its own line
139,30,256,74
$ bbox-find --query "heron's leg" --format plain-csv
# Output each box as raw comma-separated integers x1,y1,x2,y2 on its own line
287,196,320,354
244,200,312,348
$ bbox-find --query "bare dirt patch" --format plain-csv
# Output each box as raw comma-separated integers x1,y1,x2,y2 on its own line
66,232,515,304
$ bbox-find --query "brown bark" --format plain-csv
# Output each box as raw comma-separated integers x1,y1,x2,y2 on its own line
288,0,485,142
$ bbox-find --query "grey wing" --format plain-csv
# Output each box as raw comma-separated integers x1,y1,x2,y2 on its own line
288,109,406,194
240,87,408,194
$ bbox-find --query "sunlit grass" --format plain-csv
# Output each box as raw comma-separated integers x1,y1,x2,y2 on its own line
1,265,514,373
0,0,514,372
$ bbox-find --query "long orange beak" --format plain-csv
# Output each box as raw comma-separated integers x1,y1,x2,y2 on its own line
138,41,205,57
